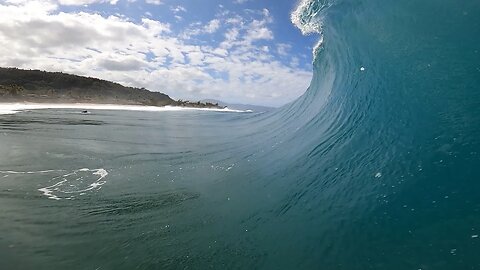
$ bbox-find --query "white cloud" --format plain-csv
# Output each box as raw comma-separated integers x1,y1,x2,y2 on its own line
183,18,222,38
246,23,274,41
58,0,118,5
6,0,120,6
145,0,162,5
277,43,292,56
234,0,251,4
171,5,186,13
224,28,240,43
0,1,311,106
204,19,220,34
97,54,146,71
170,6,186,21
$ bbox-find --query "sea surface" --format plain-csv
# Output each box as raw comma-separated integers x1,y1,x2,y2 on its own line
1,0,480,269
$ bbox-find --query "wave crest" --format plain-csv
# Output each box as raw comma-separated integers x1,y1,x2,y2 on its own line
291,0,333,59
291,0,331,35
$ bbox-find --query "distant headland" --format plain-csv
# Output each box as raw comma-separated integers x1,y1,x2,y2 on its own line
0,67,223,109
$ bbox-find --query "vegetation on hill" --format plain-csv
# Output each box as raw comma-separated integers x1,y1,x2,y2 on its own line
0,67,223,109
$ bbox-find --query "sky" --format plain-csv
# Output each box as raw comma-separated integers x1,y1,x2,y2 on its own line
0,0,317,107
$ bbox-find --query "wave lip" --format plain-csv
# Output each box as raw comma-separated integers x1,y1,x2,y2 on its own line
291,0,331,35
291,0,332,58
0,103,250,114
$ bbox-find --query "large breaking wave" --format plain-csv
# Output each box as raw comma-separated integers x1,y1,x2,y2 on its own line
215,0,480,268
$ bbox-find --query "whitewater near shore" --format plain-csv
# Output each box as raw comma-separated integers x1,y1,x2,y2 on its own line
0,103,250,115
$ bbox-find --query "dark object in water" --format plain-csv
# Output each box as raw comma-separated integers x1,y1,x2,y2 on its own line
81,110,89,114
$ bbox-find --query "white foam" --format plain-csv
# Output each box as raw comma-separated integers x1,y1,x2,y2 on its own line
38,180,67,201
37,168,109,200
0,108,18,115
0,103,250,115
291,0,331,59
291,0,328,35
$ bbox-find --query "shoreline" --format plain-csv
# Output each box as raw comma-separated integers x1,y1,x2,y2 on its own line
0,102,250,115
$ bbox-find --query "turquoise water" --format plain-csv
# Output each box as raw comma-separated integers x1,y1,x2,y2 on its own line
1,0,480,269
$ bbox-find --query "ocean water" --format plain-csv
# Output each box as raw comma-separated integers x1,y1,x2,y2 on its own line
1,0,480,269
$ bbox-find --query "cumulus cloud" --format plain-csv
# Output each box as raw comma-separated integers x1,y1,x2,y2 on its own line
0,1,311,106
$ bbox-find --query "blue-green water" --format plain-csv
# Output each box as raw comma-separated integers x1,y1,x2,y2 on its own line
1,0,480,269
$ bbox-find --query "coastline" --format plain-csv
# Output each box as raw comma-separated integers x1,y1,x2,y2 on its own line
0,102,250,115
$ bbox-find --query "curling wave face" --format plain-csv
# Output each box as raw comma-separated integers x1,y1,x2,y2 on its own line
256,0,480,268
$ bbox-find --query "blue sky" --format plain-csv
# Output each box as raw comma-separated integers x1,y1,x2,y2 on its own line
0,0,317,106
